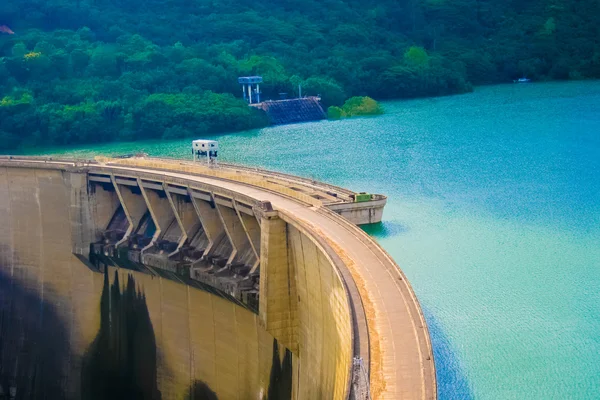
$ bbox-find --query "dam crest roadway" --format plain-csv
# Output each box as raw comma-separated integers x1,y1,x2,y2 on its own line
0,155,435,400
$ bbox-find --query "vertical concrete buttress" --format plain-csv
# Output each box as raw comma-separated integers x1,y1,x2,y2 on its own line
215,200,253,266
89,180,120,233
259,215,298,354
137,179,175,253
174,194,202,239
163,183,188,256
111,175,147,247
188,189,226,257
233,200,261,272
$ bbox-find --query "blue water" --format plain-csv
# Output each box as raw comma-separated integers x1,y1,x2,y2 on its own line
24,81,600,399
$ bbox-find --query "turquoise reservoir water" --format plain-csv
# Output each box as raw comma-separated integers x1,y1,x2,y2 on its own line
23,82,600,399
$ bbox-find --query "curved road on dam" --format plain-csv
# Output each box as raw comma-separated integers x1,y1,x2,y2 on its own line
108,163,436,400
13,158,436,399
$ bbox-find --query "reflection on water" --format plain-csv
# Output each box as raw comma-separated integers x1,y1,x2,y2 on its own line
361,221,409,238
424,308,472,400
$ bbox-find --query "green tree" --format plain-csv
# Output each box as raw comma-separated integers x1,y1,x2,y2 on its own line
0,0,598,150
341,96,384,116
302,77,346,108
404,46,430,68
88,46,120,77
327,106,346,119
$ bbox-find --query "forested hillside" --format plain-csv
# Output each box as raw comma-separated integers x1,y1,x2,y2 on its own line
1,0,598,149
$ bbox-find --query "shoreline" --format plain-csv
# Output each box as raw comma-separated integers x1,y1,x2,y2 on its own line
6,80,598,156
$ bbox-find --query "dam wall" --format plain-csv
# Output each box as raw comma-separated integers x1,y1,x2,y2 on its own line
260,216,353,399
0,164,355,399
251,97,327,125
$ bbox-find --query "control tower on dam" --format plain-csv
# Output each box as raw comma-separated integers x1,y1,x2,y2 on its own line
0,156,435,400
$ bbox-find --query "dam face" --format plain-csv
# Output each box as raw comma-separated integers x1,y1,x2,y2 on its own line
0,163,354,399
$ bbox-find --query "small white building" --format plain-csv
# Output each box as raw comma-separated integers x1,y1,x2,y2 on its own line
192,140,218,165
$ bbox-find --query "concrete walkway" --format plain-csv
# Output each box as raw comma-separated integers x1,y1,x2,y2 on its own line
106,164,437,400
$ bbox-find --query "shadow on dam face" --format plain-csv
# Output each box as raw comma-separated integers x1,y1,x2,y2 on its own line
0,259,69,399
268,339,293,400
80,267,293,400
0,261,293,400
81,268,164,400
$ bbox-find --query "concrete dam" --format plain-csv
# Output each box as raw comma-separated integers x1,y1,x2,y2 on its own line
0,156,435,400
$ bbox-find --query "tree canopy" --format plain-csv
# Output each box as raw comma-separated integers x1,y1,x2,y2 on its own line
0,0,598,149
328,96,384,119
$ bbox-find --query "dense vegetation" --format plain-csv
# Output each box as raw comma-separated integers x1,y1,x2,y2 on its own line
0,0,598,149
328,96,384,119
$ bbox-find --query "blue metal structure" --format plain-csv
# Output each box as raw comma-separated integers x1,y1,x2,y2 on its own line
238,76,263,104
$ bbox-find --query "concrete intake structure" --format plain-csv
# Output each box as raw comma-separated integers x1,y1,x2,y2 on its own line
0,156,435,400
250,97,327,125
